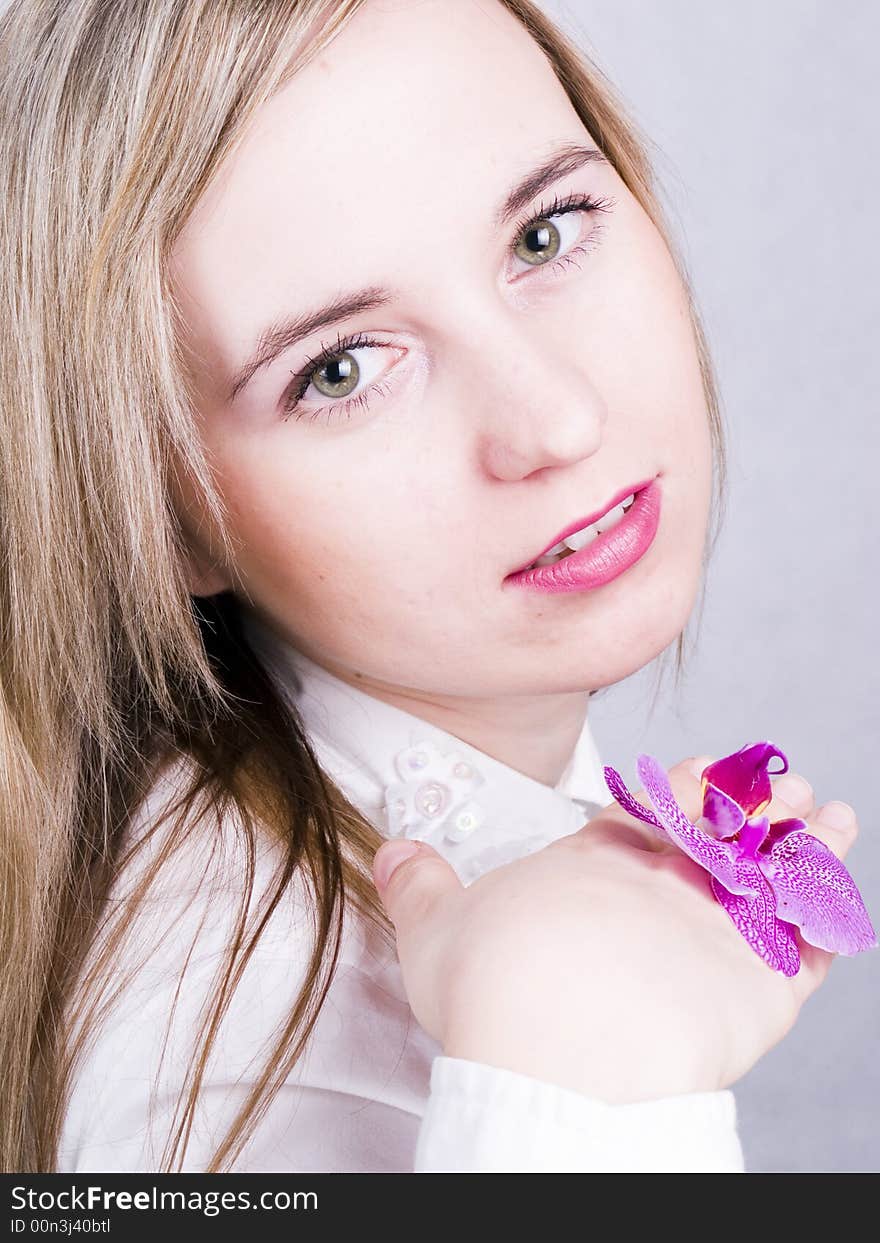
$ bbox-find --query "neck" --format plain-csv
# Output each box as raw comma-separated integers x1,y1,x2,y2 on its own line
304,655,591,788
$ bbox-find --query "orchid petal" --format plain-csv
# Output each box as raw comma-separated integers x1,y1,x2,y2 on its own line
736,814,771,859
701,742,788,818
606,743,878,976
763,816,808,851
602,765,672,844
700,781,746,840
710,868,801,977
760,831,879,956
636,755,760,898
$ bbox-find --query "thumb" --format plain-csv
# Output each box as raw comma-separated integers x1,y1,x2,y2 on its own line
372,837,464,932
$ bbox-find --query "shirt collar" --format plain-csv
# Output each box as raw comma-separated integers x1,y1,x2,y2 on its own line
241,609,613,885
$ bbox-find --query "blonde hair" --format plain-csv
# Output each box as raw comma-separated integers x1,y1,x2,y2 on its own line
0,0,727,1171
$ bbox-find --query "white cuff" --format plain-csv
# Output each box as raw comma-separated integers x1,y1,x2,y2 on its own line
414,1055,746,1173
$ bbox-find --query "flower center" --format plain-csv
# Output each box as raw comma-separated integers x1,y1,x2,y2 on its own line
737,816,770,859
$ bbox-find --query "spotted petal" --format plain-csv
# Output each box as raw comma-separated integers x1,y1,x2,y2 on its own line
635,755,761,898
763,816,808,851
710,866,801,977
603,765,672,844
759,831,879,956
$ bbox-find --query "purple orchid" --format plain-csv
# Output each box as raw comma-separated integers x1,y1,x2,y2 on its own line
603,742,877,977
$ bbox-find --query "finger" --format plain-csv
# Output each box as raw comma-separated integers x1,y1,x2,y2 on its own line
688,753,716,778
592,756,709,853
667,756,715,823
803,801,859,861
765,770,858,861
769,771,816,819
790,936,835,1004
372,838,464,933
721,766,858,862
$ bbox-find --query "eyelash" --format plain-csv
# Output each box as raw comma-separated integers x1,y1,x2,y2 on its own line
280,189,616,424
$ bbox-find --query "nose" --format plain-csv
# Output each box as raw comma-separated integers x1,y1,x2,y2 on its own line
468,312,608,482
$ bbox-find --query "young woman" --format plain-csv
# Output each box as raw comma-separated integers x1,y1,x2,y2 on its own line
0,0,859,1173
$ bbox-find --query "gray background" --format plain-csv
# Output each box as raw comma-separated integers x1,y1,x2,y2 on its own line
543,0,879,1172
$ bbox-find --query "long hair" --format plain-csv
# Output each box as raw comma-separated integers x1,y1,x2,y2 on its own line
0,0,728,1172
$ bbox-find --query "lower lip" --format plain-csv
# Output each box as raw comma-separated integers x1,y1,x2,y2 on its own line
503,477,662,595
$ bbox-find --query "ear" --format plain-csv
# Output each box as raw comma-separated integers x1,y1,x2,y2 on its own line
180,539,232,598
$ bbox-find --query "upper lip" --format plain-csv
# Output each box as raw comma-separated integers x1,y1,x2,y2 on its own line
510,476,655,574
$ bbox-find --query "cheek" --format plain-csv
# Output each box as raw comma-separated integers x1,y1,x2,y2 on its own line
620,231,714,483
594,208,704,398
211,440,454,604
216,446,472,676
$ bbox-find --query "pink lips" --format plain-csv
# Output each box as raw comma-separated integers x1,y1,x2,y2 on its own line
503,476,662,594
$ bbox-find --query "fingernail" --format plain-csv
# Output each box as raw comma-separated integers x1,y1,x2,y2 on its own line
816,801,856,829
374,840,422,892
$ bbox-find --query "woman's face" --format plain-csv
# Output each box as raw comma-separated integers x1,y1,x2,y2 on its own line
170,0,713,703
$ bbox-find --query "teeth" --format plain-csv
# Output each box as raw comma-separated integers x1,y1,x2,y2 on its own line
564,496,632,550
527,494,636,570
541,537,571,558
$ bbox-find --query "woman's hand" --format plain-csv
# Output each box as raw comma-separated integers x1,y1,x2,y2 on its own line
371,757,857,1104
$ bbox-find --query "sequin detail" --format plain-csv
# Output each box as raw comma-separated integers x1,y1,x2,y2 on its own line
383,741,487,843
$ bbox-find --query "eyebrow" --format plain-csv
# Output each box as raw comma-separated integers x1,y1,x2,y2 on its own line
228,141,609,401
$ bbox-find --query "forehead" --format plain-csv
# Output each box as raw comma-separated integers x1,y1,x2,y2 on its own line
170,0,588,396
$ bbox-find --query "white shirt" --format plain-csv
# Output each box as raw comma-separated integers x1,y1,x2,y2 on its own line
58,609,745,1173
